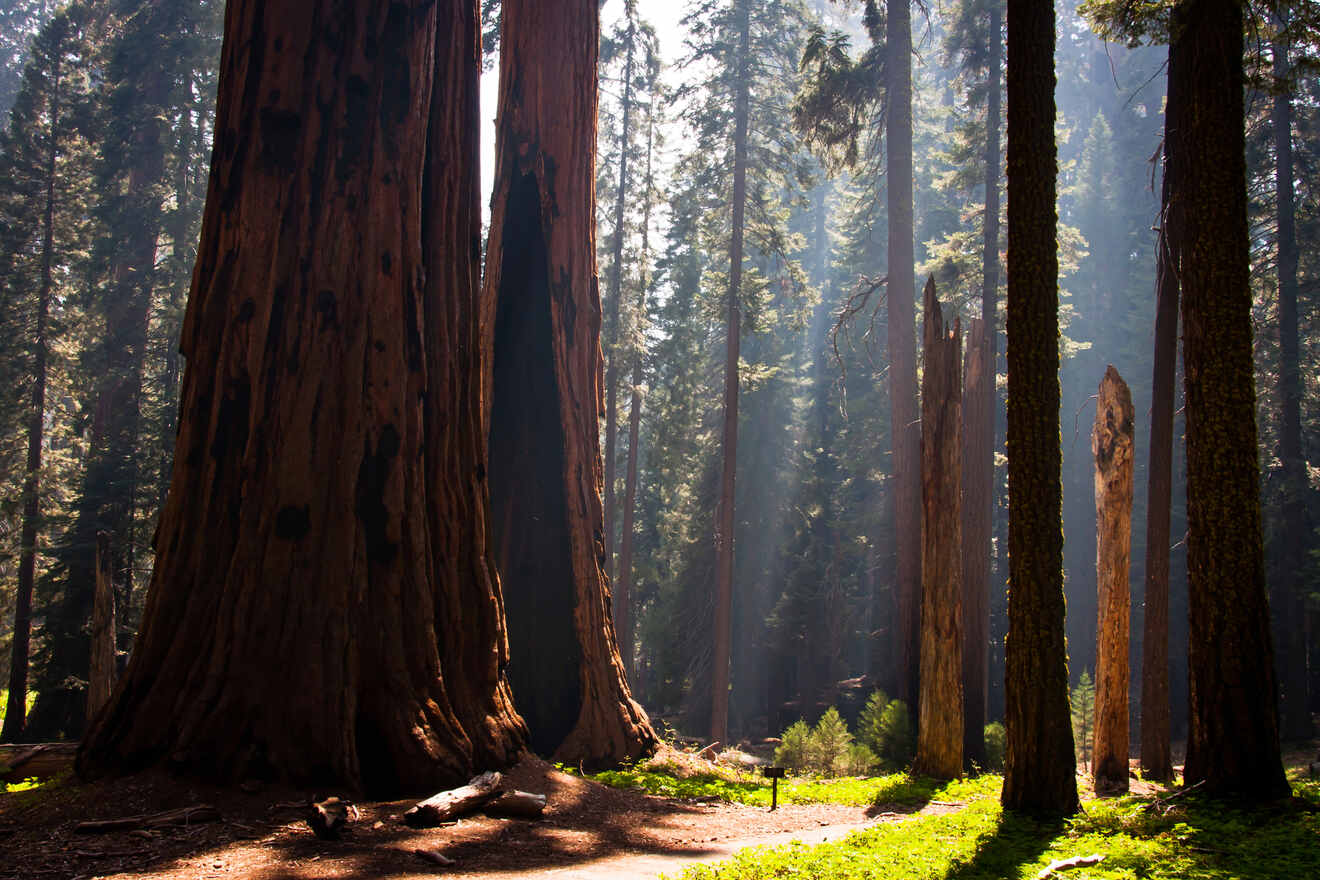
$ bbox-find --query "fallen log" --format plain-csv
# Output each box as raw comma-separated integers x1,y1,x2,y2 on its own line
75,805,221,834
0,743,78,783
483,790,547,819
403,771,502,828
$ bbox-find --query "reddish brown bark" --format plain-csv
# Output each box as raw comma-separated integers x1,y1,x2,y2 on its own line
77,0,525,793
913,278,963,781
961,317,992,768
1091,366,1133,795
1172,0,1288,800
87,532,116,724
1002,0,1078,815
484,0,656,767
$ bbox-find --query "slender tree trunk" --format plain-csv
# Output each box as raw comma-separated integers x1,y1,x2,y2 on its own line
615,103,657,682
1140,118,1178,782
87,532,116,723
485,0,657,766
1271,22,1311,743
709,0,750,748
1002,0,1078,815
961,316,991,768
602,6,637,585
1172,0,1289,800
1,50,60,741
914,278,963,781
1092,366,1133,795
78,0,526,792
888,0,921,717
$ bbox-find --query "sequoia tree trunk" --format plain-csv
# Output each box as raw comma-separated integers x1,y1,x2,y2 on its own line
1171,0,1289,800
1002,0,1078,815
888,0,922,716
913,278,963,781
485,0,657,767
1139,107,1179,782
961,316,992,768
78,0,526,793
709,0,751,748
1091,366,1133,795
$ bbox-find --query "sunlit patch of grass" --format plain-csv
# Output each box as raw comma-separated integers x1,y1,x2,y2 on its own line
583,762,1001,809
663,775,1320,880
3,776,45,794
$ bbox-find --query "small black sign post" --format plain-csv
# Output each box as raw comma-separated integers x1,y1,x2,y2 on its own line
763,766,786,811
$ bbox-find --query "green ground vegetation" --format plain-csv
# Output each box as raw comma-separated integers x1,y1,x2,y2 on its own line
664,769,1320,880
586,762,1000,808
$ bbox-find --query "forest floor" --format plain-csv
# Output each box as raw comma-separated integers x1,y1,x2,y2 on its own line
0,752,956,880
3,746,1313,880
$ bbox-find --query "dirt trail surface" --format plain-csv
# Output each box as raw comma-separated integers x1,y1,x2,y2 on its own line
0,755,953,879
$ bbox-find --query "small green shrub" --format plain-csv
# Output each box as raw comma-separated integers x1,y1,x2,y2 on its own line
837,743,877,776
773,720,812,773
808,707,853,774
982,721,1006,770
874,699,914,769
1070,669,1095,768
856,689,890,753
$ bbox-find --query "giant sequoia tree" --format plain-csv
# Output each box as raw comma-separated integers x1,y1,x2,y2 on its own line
1001,0,1078,816
484,0,657,767
77,0,526,792
1170,0,1289,800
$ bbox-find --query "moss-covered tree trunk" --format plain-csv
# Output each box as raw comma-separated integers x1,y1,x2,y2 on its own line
1002,0,1078,816
961,316,992,768
484,0,657,767
1092,366,1133,795
78,0,526,793
1171,0,1289,800
914,278,963,781
888,0,922,715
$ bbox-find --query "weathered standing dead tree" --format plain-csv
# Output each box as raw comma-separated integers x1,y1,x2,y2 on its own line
913,278,963,781
484,0,657,767
77,0,527,793
1091,366,1133,795
961,317,992,769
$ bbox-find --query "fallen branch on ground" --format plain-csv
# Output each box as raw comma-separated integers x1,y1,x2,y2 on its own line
74,805,221,834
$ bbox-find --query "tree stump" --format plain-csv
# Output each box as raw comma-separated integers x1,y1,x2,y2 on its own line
1092,366,1133,794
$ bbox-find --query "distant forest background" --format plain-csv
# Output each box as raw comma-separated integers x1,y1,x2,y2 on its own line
0,0,1315,750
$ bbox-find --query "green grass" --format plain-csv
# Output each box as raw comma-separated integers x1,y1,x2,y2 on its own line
587,765,1001,809
0,688,37,728
663,775,1320,880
